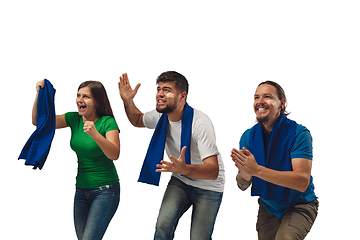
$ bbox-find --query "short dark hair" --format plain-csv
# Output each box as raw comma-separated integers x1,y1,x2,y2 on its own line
156,71,189,95
78,81,115,119
258,80,290,116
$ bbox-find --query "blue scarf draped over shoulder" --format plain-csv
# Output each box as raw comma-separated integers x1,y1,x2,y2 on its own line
249,113,297,201
19,79,56,170
138,103,194,186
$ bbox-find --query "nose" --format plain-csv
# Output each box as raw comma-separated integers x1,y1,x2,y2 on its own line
77,95,84,103
157,90,165,97
255,96,265,105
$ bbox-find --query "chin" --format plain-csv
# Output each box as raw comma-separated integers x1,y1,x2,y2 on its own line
156,105,174,114
256,115,269,125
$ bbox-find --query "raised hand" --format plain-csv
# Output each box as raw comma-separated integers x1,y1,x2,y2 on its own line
118,73,141,103
36,80,45,93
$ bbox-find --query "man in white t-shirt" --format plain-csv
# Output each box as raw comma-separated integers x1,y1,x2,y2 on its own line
118,71,224,240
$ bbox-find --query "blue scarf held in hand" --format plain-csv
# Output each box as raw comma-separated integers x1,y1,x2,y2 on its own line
18,79,56,170
249,113,297,202
138,103,194,186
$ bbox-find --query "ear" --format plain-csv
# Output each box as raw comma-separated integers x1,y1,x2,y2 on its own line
180,92,187,101
280,98,286,109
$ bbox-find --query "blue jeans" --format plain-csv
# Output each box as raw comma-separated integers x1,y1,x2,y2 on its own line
154,177,223,240
74,182,120,240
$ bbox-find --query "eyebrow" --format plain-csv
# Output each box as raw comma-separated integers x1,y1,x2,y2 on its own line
254,93,273,97
77,93,91,97
157,86,172,91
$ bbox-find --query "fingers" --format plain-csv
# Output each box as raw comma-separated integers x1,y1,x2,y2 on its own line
121,73,128,83
118,73,128,88
36,79,45,92
134,83,141,93
83,121,95,133
231,148,243,159
242,147,251,156
180,146,186,159
118,73,141,94
156,160,172,172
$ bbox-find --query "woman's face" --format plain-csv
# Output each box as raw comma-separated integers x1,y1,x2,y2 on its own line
76,86,97,119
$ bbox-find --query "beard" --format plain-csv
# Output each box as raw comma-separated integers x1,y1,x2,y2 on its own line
256,115,270,126
156,102,177,114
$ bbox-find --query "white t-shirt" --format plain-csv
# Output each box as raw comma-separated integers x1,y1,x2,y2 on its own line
143,108,225,192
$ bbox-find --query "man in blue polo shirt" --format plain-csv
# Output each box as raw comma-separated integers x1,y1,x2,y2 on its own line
231,81,318,240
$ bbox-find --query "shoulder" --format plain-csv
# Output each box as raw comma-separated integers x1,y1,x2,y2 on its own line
239,128,252,149
65,112,80,126
192,109,215,133
295,124,312,144
291,123,313,160
99,115,120,132
143,109,161,129
192,109,213,126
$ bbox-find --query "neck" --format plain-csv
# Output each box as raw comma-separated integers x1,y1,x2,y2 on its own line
168,103,186,122
82,114,99,123
261,112,282,133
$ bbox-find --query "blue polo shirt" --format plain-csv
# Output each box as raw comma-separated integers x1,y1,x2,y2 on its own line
240,124,317,218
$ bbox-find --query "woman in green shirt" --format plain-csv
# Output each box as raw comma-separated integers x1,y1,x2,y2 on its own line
33,80,120,240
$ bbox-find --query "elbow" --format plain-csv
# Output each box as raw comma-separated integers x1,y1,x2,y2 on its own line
208,166,219,180
108,150,120,161
297,176,310,193
113,151,120,161
209,172,219,181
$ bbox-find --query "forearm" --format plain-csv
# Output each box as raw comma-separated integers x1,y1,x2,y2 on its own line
255,166,310,192
123,100,144,127
92,133,120,160
184,163,219,180
185,155,219,180
236,171,252,191
32,93,38,125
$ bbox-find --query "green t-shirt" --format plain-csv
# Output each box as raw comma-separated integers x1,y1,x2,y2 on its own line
65,112,120,188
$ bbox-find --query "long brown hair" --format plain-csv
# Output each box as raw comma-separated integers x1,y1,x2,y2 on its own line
78,81,115,119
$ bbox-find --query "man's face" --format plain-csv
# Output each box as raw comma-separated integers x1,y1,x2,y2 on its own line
156,81,180,114
253,84,283,125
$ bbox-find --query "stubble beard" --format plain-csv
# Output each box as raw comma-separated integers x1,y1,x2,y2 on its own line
156,103,177,114
256,115,270,126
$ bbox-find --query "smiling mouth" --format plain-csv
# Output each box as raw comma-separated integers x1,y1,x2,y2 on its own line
157,99,166,105
256,105,269,113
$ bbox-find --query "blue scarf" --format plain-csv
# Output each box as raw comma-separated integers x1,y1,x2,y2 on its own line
19,79,56,169
249,113,297,201
138,103,194,186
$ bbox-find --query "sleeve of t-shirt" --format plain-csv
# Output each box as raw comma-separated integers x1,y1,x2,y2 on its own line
103,116,120,133
291,124,313,160
192,111,220,161
143,110,161,129
65,112,78,129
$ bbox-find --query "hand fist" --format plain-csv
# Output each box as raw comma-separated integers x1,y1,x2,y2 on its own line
83,121,97,138
36,80,45,93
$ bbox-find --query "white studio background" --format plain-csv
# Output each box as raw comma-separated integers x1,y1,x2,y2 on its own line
1,1,358,239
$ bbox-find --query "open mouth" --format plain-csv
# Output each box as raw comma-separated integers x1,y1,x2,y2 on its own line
79,105,87,111
256,105,269,113
157,99,166,105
